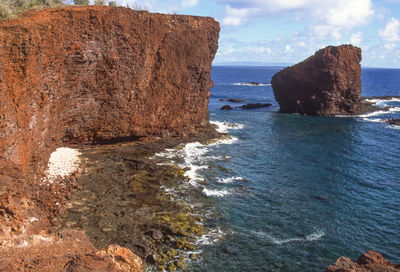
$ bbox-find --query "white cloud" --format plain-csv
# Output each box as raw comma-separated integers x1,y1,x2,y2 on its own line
181,0,198,8
312,25,342,40
284,44,292,53
349,31,363,46
220,0,374,39
379,18,400,43
222,5,254,26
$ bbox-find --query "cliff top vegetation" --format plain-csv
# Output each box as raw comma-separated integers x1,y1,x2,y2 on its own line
0,0,117,20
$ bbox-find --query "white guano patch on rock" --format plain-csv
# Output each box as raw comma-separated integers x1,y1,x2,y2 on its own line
41,147,81,184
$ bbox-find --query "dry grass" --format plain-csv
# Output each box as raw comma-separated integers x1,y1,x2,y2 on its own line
0,0,63,20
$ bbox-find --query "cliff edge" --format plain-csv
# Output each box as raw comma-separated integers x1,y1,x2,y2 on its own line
0,6,219,271
0,5,219,177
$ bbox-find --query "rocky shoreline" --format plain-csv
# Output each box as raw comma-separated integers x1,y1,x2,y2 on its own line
57,126,223,271
0,125,223,271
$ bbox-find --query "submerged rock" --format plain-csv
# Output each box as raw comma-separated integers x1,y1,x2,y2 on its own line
325,251,400,272
271,45,362,116
239,103,272,109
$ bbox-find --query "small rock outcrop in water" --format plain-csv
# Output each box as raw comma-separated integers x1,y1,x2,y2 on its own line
219,98,245,102
221,105,233,110
239,103,272,109
386,119,400,126
325,251,400,272
271,45,362,116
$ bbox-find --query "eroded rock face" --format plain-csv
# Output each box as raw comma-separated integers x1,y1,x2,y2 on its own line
325,251,400,272
271,45,361,116
0,6,219,178
0,6,219,271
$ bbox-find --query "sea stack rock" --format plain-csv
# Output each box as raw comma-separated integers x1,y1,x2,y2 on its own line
271,45,362,116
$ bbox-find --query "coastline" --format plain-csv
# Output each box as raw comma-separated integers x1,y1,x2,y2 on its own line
0,125,225,271
57,125,226,271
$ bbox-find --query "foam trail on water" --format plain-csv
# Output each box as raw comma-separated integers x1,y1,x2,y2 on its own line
365,98,400,105
362,118,385,123
251,229,325,245
359,107,400,118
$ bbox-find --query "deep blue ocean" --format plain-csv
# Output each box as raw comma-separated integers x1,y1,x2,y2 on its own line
155,66,400,271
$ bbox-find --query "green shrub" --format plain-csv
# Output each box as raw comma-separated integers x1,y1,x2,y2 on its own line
0,0,63,20
94,0,105,5
108,1,117,7
74,0,89,5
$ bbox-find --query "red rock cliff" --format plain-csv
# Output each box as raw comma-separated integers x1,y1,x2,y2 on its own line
271,45,361,116
0,6,219,177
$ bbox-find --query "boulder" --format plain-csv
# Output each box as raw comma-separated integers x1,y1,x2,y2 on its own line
386,119,400,126
220,105,233,110
219,98,245,102
271,45,362,116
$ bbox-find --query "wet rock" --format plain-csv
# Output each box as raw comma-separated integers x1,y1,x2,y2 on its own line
271,45,362,116
239,103,272,109
325,251,400,272
145,254,157,265
219,98,245,102
145,229,163,240
221,105,233,110
386,119,400,126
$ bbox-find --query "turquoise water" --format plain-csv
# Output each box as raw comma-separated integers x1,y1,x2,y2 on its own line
157,67,400,271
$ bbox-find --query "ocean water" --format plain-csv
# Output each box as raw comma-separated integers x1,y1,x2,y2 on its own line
155,66,400,271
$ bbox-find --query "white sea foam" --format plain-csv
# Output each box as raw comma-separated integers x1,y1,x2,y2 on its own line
196,227,225,245
359,107,400,118
182,142,209,165
365,98,400,105
209,136,239,146
210,120,244,133
153,148,176,159
217,176,244,184
41,147,81,184
152,121,241,189
252,229,325,245
202,188,231,197
362,118,385,123
233,83,271,86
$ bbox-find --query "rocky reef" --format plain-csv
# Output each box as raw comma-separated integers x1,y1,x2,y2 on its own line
0,6,219,271
271,45,362,116
326,251,400,272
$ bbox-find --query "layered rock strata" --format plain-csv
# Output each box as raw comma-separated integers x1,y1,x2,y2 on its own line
271,45,362,116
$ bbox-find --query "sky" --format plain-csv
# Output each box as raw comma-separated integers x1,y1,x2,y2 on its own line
102,0,400,68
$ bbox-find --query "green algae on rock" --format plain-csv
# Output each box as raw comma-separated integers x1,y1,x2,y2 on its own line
56,127,223,271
